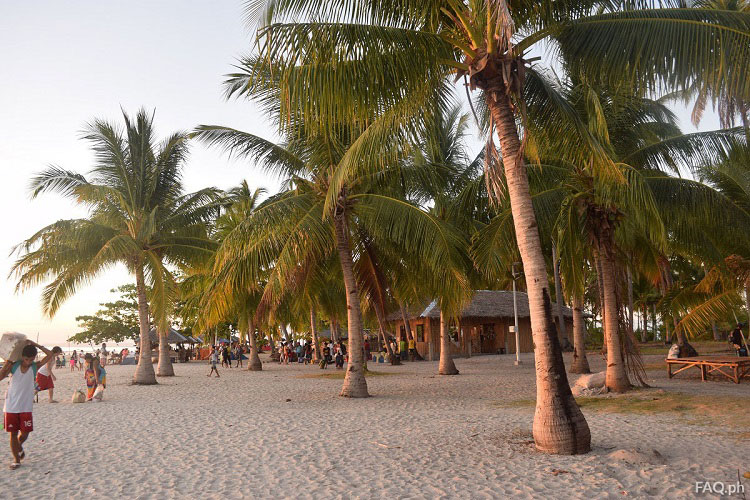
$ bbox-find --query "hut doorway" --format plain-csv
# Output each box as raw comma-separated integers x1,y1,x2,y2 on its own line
481,324,495,353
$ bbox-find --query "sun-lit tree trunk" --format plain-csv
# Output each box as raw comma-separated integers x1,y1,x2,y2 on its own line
157,326,174,376
310,307,321,362
373,297,399,365
399,304,413,342
280,323,289,342
438,310,459,375
597,246,630,393
570,295,590,374
487,92,590,454
551,242,569,348
133,263,157,385
267,328,277,357
330,317,338,342
247,317,262,371
334,210,368,398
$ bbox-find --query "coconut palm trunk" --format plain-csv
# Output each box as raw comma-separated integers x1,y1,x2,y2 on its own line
597,246,630,393
157,327,174,377
333,211,368,398
487,92,590,454
373,298,399,365
247,318,262,371
133,264,157,385
551,242,569,349
399,303,414,342
400,302,423,360
310,307,321,362
570,295,590,374
438,310,459,375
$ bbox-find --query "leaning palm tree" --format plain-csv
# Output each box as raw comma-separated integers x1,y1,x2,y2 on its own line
241,0,748,455
187,181,268,371
12,109,218,384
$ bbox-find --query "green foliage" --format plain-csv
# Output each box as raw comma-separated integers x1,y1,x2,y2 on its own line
69,285,140,344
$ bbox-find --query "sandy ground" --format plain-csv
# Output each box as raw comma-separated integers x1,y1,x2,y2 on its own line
0,352,747,499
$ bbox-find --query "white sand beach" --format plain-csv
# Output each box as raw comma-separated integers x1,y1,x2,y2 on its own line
1,353,747,499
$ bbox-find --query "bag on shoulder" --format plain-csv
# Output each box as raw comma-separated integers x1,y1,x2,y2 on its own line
72,389,86,403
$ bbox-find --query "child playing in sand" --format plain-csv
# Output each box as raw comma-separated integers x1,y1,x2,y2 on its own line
207,347,220,377
0,340,56,469
84,354,98,401
35,346,62,403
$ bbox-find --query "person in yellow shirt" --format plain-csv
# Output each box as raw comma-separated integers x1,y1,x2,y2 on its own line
408,338,416,361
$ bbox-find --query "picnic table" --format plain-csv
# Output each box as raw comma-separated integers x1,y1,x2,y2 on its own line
666,356,750,384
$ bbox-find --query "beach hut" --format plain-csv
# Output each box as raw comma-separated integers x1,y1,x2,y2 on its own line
387,290,575,361
143,327,190,345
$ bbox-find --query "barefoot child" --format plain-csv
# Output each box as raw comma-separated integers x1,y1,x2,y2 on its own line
0,340,56,469
207,347,220,377
35,346,62,403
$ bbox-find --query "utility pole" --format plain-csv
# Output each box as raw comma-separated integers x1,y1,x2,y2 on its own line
512,262,523,366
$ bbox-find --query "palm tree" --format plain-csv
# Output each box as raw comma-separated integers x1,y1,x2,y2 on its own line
193,118,467,397
187,181,268,371
241,0,748,454
12,109,218,384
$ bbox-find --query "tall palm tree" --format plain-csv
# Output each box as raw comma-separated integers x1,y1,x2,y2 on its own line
187,181,268,371
193,119,467,397
12,109,218,384
241,0,748,455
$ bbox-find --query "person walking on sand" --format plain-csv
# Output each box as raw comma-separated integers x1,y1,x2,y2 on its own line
207,347,220,377
0,340,56,470
35,346,62,403
222,345,231,368
70,350,78,372
78,352,85,372
334,343,344,370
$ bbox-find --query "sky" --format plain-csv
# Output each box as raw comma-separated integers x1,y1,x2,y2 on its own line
0,1,281,346
0,2,721,347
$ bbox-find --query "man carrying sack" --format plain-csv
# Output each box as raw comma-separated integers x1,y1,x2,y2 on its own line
0,340,56,469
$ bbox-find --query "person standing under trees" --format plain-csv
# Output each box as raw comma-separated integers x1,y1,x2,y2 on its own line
70,350,77,373
207,347,220,377
99,343,108,367
0,341,56,470
235,344,244,368
730,324,748,357
35,346,62,403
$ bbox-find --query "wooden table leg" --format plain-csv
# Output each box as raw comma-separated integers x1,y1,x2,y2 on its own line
701,364,706,381
667,363,672,379
735,365,740,384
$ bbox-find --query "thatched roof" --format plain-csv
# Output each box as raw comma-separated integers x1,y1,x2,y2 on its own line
387,290,574,321
142,327,190,344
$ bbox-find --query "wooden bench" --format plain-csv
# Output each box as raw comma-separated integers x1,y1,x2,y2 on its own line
666,356,750,384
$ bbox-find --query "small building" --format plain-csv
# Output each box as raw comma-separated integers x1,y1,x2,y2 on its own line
387,290,574,360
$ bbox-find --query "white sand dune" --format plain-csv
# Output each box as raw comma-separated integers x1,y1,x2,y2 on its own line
0,353,747,499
